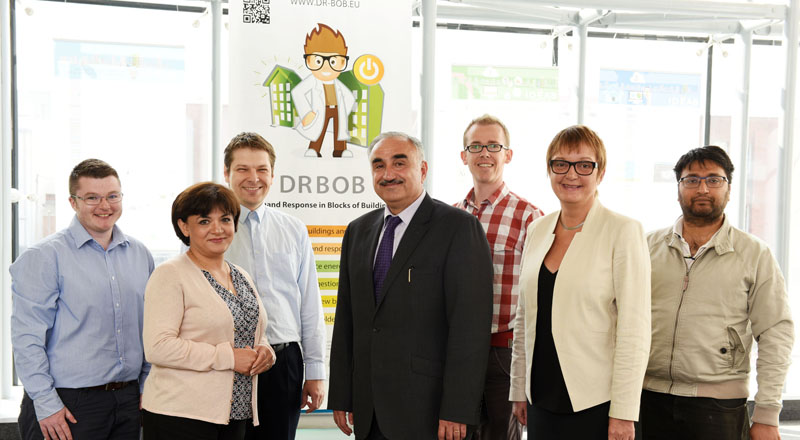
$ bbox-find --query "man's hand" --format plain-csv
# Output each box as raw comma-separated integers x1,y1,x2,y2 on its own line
333,410,354,436
438,419,466,440
751,422,781,440
250,345,276,376
39,406,77,440
301,111,316,127
301,379,325,413
232,346,257,375
608,417,634,440
512,401,527,425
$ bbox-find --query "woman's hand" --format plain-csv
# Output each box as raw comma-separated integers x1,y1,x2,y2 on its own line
250,345,276,376
233,346,257,374
608,417,634,440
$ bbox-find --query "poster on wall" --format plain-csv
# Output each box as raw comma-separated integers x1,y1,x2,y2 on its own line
451,65,558,102
228,0,413,384
598,69,701,107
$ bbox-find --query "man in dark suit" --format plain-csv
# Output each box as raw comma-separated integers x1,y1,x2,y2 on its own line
329,132,494,440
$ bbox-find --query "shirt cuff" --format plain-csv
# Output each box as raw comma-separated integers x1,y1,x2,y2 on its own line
138,371,149,394
305,361,326,381
213,342,235,371
508,386,527,403
32,389,65,421
752,404,781,427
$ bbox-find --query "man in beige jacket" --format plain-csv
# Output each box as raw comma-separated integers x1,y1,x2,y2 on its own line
642,146,793,440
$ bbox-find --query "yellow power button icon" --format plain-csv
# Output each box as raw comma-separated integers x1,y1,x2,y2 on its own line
353,55,384,85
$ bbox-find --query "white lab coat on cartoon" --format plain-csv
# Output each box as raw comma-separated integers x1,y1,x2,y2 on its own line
291,76,356,142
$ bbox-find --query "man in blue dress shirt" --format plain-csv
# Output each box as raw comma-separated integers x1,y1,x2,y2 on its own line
11,159,154,440
223,132,326,440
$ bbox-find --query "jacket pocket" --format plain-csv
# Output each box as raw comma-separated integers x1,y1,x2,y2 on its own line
411,356,444,378
726,326,747,370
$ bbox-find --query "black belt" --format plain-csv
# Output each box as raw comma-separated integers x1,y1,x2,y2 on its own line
86,380,137,391
271,342,294,353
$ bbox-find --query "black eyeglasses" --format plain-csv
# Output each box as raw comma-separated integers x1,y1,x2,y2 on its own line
464,144,507,153
303,54,349,72
549,160,597,176
71,193,124,205
679,176,728,188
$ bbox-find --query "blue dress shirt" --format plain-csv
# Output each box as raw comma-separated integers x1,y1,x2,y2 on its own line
225,204,326,380
10,216,154,420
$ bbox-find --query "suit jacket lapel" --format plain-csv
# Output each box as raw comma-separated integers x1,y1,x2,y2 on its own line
375,195,434,311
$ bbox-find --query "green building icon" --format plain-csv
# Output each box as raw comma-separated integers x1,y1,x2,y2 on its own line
263,65,302,128
338,70,384,147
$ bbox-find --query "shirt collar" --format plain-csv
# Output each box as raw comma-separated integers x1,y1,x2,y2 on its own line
463,182,508,209
671,214,725,252
240,203,267,225
68,215,128,250
383,190,426,226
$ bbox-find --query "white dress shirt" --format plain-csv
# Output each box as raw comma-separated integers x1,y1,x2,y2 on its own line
375,190,427,262
226,204,326,380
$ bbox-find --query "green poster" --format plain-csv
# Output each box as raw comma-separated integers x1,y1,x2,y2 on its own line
452,65,558,102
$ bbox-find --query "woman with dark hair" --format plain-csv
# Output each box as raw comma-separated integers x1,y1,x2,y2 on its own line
509,126,651,440
141,182,275,440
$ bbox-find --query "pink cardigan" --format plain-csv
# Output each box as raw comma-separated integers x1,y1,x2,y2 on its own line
142,253,269,425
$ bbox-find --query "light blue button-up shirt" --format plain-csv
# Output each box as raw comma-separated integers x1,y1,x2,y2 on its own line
10,216,154,420
226,204,326,380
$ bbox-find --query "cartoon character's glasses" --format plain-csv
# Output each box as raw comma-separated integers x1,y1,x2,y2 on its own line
303,54,349,72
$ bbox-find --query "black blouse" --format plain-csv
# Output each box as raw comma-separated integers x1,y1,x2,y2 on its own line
530,262,574,413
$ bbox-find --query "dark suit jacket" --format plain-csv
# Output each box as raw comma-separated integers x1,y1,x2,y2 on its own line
328,194,493,440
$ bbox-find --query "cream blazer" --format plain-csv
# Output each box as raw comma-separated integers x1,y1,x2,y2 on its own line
509,200,651,421
142,253,269,425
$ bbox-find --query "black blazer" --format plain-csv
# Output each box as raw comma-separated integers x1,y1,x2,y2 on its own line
328,194,493,440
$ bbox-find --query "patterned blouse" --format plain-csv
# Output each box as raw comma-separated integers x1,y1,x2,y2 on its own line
201,263,260,421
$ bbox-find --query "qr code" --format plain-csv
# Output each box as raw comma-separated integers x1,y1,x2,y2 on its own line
243,0,269,24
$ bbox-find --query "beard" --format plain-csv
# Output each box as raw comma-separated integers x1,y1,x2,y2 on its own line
678,192,728,226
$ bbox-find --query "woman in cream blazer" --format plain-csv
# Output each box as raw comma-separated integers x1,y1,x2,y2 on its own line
142,183,275,440
509,126,650,440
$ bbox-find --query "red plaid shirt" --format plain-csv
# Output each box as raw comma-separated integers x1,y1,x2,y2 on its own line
455,183,543,334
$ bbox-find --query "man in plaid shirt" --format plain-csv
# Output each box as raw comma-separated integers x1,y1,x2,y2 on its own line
455,115,543,440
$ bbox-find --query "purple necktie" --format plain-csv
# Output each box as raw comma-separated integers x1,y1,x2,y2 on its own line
373,215,402,304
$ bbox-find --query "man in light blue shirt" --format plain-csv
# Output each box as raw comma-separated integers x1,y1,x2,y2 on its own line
223,132,326,440
11,159,154,440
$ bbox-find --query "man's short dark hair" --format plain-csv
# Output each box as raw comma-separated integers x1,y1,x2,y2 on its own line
171,182,241,246
673,145,735,183
69,159,119,195
224,132,276,171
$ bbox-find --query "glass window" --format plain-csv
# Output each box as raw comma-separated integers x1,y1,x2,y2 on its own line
583,36,710,231
427,27,572,209
14,0,212,266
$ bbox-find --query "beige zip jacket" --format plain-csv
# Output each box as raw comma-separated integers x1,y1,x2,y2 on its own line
509,200,651,421
645,216,794,426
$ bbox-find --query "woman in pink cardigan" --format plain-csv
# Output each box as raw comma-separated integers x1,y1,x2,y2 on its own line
141,182,275,440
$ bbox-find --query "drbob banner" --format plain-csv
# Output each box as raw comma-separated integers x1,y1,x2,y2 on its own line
228,0,413,398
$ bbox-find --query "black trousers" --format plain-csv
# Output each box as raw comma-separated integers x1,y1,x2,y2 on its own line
474,346,521,440
246,342,303,440
142,410,247,440
18,383,140,440
365,412,475,440
527,401,611,440
365,413,389,440
640,390,750,440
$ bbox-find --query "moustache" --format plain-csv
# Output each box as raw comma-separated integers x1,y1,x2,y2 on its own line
379,179,404,186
